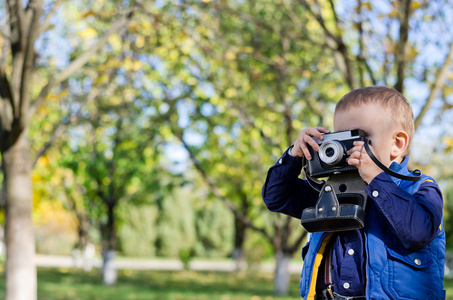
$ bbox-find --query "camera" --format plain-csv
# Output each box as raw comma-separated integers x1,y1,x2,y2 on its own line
306,129,366,178
301,128,368,232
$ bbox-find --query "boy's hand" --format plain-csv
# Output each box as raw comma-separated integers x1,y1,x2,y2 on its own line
291,127,331,159
346,141,382,184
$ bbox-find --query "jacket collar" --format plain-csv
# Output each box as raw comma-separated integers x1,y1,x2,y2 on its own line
389,156,410,174
388,156,411,186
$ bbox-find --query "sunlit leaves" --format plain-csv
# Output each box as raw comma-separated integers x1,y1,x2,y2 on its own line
78,27,98,39
443,137,453,153
107,34,123,51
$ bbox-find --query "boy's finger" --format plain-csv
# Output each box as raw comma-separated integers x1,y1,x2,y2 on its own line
347,147,358,155
291,142,304,157
347,143,366,155
348,150,362,160
300,143,312,160
307,128,325,141
305,136,320,152
346,157,360,167
314,127,331,134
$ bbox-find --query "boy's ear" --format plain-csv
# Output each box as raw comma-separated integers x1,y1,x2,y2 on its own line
391,130,409,158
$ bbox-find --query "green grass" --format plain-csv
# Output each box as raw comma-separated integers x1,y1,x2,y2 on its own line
0,267,301,300
0,267,451,299
448,278,453,300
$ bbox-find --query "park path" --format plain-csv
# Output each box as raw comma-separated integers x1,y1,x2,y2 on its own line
34,254,303,274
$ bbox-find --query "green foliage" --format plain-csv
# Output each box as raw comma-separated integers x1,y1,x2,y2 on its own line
179,249,194,270
116,180,234,259
154,189,196,257
243,230,275,269
117,203,158,257
193,198,234,258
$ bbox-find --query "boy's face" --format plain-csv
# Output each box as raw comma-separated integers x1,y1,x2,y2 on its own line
333,103,396,167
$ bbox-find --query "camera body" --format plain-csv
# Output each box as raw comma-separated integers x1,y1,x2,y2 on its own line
306,129,366,178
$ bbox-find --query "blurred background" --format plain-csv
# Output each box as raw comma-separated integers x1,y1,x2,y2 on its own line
1,0,453,299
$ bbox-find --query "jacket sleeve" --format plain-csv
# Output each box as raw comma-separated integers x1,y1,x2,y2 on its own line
366,173,443,250
262,148,319,219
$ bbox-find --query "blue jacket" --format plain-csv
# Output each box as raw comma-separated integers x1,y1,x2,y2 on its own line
263,153,445,300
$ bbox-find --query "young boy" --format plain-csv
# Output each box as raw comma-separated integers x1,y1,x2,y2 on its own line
262,86,445,300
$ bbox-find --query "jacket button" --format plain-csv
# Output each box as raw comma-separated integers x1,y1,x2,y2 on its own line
414,258,421,265
279,158,283,164
343,282,350,289
348,249,355,256
372,190,379,197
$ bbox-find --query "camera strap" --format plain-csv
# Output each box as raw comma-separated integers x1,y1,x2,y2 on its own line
364,140,421,182
302,156,325,192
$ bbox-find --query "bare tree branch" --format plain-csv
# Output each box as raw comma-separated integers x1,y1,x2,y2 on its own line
356,0,377,87
24,0,39,28
414,42,453,130
299,0,357,89
0,28,12,40
7,0,25,44
394,0,412,93
327,0,342,33
289,230,308,253
0,6,12,40
7,0,26,116
0,60,15,121
29,11,134,118
39,0,64,33
18,0,43,131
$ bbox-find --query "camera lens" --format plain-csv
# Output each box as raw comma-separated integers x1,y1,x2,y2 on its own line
325,147,335,158
319,141,345,165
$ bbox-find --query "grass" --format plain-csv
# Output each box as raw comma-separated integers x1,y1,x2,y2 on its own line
0,267,301,300
0,267,451,299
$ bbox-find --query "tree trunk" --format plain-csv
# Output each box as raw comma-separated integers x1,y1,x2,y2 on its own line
102,249,117,285
72,218,92,270
232,216,247,271
101,203,116,285
78,217,94,271
274,250,292,296
2,131,36,300
75,214,90,252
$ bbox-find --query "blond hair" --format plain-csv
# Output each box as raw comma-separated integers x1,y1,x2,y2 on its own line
335,86,414,154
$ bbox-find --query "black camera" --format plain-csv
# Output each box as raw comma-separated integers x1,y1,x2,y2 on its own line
306,129,366,178
301,128,368,232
